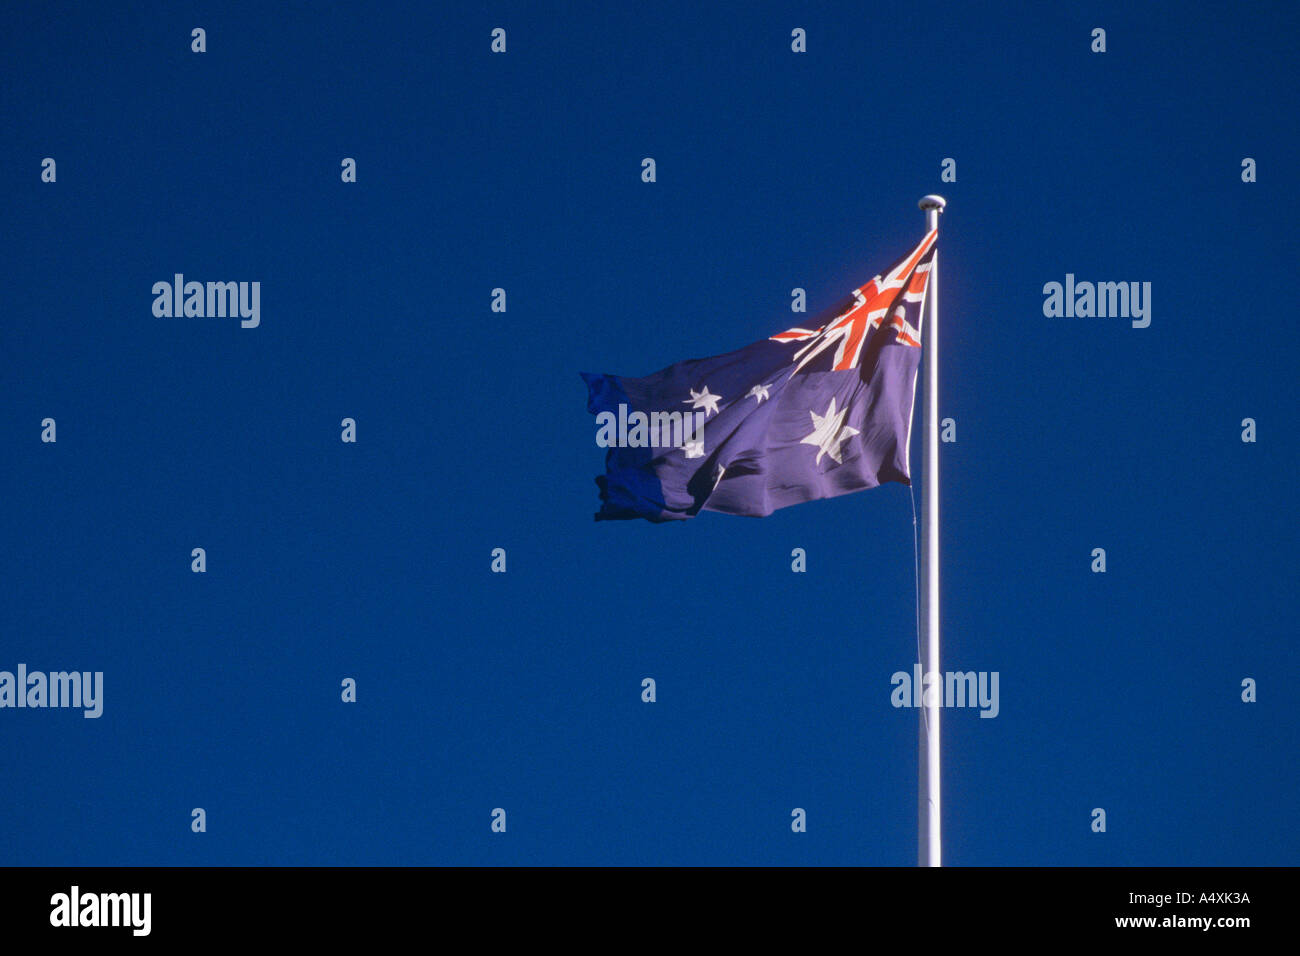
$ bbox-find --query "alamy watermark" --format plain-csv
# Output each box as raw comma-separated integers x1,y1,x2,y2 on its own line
891,664,999,718
152,274,260,328
0,665,103,718
50,886,150,936
595,404,706,457
1042,274,1150,328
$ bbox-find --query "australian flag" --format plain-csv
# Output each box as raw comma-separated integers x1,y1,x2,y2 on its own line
582,230,937,521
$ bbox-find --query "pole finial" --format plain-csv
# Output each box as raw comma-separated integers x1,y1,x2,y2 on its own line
918,195,947,213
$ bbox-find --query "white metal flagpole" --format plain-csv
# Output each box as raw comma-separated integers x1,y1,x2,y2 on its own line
918,194,946,867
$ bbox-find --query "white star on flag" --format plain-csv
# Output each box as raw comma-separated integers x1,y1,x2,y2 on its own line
683,439,704,459
801,397,860,466
746,383,772,403
684,386,722,416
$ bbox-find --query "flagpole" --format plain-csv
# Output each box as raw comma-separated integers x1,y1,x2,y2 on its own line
918,194,946,867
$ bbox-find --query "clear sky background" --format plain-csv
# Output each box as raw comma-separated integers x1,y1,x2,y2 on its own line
1,1,1296,865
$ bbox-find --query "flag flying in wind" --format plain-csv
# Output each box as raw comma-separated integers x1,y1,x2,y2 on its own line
581,230,937,521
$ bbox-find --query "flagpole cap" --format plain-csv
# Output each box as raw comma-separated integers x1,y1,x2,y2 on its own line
918,195,947,213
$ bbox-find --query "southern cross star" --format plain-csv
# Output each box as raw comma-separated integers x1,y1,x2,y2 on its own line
746,383,772,403
801,397,859,466
683,386,722,416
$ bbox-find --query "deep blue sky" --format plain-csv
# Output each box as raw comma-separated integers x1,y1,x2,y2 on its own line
1,1,1295,865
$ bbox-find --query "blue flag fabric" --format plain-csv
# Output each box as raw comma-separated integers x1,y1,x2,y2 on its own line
582,231,937,521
